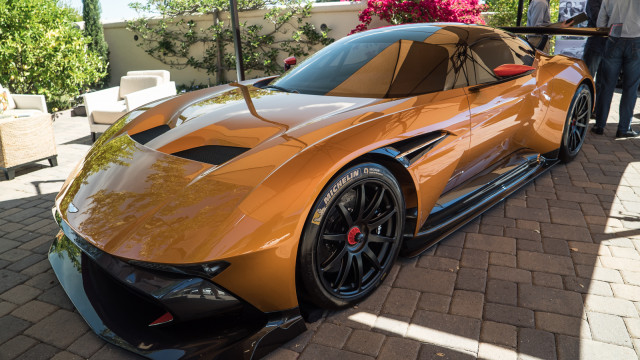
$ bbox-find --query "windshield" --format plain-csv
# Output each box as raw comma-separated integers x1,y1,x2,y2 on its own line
268,26,450,98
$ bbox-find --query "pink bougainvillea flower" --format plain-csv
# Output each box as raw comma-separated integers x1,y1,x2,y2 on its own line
349,0,486,35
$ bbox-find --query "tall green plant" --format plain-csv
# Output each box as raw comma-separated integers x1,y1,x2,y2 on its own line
127,0,332,84
485,0,527,28
0,0,107,110
83,0,110,86
486,0,560,53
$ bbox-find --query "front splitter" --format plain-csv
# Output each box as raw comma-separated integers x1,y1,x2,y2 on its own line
48,226,305,359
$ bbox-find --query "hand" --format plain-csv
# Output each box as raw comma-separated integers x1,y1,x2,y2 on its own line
561,19,575,28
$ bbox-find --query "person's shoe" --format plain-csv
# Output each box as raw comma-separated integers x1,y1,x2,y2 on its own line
590,126,604,135
615,129,639,138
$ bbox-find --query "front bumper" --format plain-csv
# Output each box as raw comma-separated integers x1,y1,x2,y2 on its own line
48,214,305,359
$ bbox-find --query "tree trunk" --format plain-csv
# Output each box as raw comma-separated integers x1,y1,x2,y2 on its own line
214,9,225,84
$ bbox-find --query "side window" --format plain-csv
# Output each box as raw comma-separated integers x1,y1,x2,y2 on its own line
386,41,452,97
467,36,535,85
502,36,535,66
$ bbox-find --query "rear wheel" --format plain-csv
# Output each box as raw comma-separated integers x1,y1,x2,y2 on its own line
559,84,591,162
299,163,405,309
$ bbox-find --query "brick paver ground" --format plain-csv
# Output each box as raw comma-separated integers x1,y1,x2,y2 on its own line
1,90,640,360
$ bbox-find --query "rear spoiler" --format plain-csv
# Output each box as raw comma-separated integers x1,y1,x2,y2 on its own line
500,27,609,37
499,27,609,51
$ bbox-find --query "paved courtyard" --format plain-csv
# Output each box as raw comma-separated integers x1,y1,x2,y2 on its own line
1,91,640,360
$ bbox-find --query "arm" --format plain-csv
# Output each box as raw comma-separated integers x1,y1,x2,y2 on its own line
83,87,120,118
11,94,47,113
597,0,610,27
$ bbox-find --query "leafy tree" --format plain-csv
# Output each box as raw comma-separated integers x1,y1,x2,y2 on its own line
127,0,333,84
486,0,560,28
83,0,110,86
485,0,526,27
0,0,107,110
350,0,486,34
486,0,560,52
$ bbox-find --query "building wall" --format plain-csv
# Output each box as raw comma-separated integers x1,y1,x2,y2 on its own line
102,2,368,87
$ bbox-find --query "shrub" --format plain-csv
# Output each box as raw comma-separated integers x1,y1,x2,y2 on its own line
350,0,487,34
0,0,107,111
486,0,560,28
485,0,526,27
128,0,333,84
83,0,111,86
486,0,560,53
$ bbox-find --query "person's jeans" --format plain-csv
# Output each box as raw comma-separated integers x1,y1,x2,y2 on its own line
583,38,604,115
583,37,605,77
595,37,640,132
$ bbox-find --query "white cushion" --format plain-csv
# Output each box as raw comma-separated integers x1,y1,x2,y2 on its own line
4,109,43,117
92,110,127,125
126,70,170,83
119,76,163,99
125,82,177,111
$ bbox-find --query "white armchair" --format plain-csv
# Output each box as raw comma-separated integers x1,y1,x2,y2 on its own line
126,70,171,84
0,85,48,117
84,72,177,142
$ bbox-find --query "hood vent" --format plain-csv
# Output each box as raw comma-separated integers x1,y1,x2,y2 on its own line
129,125,171,145
172,145,250,166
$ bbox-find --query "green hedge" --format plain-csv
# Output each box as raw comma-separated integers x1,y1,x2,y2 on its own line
0,0,107,111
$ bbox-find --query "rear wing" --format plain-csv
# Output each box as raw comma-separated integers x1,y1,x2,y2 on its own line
499,27,609,51
500,27,609,37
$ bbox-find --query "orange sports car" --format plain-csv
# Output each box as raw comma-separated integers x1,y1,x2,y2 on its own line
49,23,593,359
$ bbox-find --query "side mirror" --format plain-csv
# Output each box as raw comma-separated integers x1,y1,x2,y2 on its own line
493,64,535,77
284,56,297,71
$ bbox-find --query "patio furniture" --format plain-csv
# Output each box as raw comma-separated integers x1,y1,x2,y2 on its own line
126,70,171,84
84,71,176,142
0,84,48,117
0,113,57,180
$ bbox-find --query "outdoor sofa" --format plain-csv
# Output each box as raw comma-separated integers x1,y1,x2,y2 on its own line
0,84,48,116
0,85,56,180
84,70,177,142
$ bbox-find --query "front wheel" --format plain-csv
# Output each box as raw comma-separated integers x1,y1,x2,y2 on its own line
559,83,591,162
298,163,405,309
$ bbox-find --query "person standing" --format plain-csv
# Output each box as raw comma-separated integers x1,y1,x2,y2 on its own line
592,0,640,137
527,0,573,53
582,0,605,118
527,0,553,52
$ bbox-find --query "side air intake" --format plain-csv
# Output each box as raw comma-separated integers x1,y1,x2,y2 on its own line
172,145,250,166
391,131,448,164
129,125,171,145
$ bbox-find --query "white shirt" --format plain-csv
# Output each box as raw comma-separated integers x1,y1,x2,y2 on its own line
597,0,640,38
527,0,552,27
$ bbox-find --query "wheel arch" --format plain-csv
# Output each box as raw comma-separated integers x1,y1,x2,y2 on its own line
294,151,418,314
580,77,595,111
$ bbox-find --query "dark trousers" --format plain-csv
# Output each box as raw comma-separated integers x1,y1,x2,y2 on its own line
595,37,640,132
583,37,605,77
582,37,604,114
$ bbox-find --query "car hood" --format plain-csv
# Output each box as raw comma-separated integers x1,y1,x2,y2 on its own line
121,84,381,155
56,83,383,264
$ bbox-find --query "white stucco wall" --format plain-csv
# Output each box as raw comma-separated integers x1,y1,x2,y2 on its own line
102,2,367,87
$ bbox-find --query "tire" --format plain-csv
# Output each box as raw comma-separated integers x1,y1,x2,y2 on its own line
299,163,405,309
559,83,591,162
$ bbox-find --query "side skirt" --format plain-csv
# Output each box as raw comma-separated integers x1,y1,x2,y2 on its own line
401,152,559,257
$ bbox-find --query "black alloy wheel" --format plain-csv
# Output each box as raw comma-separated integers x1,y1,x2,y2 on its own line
560,83,591,162
299,163,405,309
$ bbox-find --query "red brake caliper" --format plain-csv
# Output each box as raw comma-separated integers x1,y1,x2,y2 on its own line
347,227,361,246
